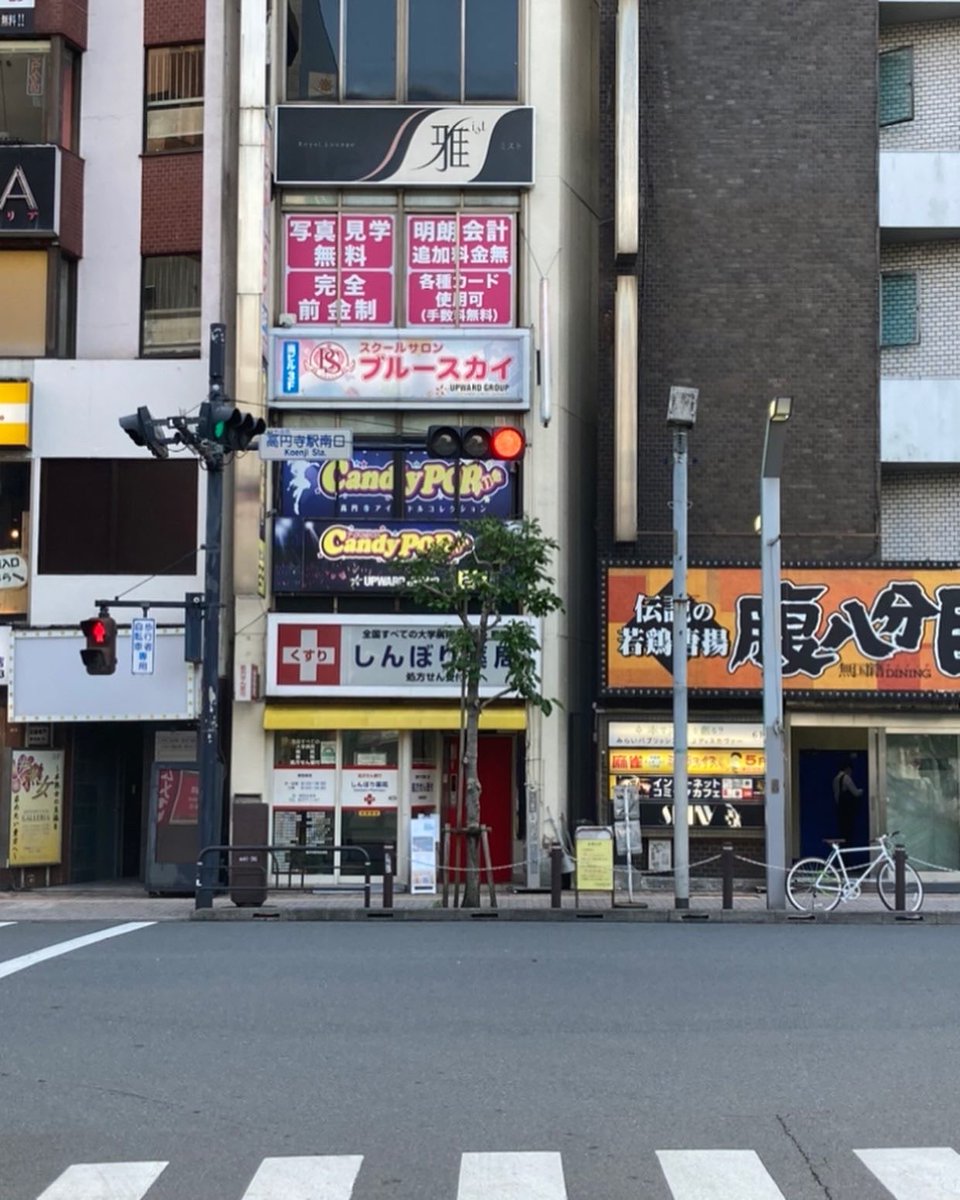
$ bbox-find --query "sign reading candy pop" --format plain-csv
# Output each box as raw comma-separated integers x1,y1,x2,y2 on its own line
406,213,515,327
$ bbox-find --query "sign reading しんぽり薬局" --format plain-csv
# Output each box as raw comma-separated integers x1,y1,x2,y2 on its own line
266,613,540,698
605,566,960,694
275,106,534,187
269,328,531,408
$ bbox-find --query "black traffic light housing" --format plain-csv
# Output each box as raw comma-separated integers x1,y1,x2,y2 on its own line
200,400,267,452
119,406,169,459
80,613,118,676
426,424,526,461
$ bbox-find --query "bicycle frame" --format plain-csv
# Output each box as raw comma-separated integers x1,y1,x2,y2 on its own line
822,835,895,901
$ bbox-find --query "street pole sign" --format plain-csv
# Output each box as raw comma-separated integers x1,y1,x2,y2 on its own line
131,617,156,675
258,428,353,461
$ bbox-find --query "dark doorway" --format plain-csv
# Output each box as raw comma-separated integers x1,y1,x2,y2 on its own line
70,726,144,882
443,734,516,882
797,747,869,862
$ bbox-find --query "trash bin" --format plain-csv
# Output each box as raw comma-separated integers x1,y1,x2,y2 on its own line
230,794,268,907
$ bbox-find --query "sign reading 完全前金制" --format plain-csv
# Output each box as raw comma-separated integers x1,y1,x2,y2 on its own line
605,566,960,693
269,328,531,408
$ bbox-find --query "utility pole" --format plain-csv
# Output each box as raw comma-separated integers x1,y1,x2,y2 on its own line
118,322,265,911
667,386,698,910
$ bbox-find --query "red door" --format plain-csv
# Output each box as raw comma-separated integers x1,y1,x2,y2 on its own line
444,735,515,882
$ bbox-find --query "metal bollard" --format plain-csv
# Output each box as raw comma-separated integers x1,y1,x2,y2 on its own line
383,844,394,910
550,843,563,909
894,843,906,912
721,843,734,911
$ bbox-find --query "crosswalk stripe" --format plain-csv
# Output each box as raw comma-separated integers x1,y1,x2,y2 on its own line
656,1150,787,1200
0,922,154,980
457,1152,567,1199
855,1147,960,1198
36,1161,168,1200
241,1155,363,1199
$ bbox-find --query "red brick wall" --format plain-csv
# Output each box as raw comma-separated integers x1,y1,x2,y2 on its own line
144,0,205,46
141,153,203,255
34,0,88,49
59,149,83,258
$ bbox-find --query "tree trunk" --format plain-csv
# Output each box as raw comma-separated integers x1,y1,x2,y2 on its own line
460,701,482,908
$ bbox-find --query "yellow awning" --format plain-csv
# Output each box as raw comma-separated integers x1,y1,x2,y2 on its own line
264,703,527,731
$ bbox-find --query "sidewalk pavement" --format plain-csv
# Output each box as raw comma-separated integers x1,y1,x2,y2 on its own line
3,877,960,922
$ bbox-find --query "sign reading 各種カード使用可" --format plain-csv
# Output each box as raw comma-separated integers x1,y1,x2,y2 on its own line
605,566,960,694
265,613,540,698
269,328,531,408
406,213,515,327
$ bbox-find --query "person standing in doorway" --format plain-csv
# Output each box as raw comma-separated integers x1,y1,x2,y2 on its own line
833,760,864,847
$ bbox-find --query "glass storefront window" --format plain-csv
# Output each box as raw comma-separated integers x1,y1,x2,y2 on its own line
886,733,960,870
0,44,50,144
275,731,337,766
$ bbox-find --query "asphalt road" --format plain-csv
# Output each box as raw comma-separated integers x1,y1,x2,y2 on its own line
1,921,959,1199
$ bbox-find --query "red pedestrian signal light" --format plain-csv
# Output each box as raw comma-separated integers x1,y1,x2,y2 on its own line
426,425,526,462
80,614,117,676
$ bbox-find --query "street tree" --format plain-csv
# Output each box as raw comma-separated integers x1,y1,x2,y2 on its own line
399,516,563,908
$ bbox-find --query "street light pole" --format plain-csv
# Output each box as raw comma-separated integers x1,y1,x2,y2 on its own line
667,386,698,910
761,396,792,910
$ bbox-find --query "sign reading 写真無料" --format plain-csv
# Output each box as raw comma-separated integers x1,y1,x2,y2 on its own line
269,328,531,408
605,566,960,694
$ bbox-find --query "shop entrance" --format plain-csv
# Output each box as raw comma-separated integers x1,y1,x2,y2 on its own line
70,725,144,882
794,731,869,861
443,734,515,882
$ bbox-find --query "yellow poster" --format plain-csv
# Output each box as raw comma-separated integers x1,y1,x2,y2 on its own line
8,750,63,866
608,748,765,775
576,833,614,891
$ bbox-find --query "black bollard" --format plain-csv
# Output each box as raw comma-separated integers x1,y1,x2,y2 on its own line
383,844,394,910
550,843,563,909
721,843,734,911
894,843,906,912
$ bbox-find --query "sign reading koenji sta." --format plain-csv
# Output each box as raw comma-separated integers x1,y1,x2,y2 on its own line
605,566,960,693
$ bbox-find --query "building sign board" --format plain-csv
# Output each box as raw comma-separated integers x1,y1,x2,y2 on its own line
269,328,531,408
0,380,31,447
260,428,353,461
0,146,58,234
8,749,62,866
275,105,534,187
284,213,395,326
605,566,960,694
406,213,515,326
0,0,34,32
266,613,540,698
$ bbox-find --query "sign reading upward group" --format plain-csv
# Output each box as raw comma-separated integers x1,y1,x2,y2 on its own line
605,566,960,694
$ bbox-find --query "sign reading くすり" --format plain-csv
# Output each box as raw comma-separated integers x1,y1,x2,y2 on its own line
605,566,960,694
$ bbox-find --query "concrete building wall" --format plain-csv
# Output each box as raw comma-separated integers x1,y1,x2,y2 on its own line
882,466,960,557
597,0,881,565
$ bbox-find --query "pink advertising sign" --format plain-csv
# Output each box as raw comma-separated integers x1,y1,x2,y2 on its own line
405,213,515,327
284,213,395,326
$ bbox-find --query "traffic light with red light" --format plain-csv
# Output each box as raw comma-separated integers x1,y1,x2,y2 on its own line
80,614,117,676
426,424,526,462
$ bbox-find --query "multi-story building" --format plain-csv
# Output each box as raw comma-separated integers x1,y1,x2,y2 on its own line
225,1,599,891
598,0,960,887
0,0,235,890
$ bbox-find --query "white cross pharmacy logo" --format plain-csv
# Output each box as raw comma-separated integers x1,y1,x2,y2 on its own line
281,628,336,682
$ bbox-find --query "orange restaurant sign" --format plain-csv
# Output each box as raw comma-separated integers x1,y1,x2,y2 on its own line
605,566,960,693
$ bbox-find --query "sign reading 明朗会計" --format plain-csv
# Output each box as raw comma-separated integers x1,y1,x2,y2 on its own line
605,566,960,694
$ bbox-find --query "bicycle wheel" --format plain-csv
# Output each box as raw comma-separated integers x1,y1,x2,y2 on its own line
786,857,842,912
877,861,924,912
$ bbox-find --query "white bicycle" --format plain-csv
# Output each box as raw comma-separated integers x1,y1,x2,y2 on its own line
786,831,924,913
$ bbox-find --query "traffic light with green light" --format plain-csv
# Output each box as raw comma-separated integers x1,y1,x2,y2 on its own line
200,400,267,452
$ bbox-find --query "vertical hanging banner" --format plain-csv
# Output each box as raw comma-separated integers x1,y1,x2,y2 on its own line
284,213,395,326
406,213,515,327
8,749,63,866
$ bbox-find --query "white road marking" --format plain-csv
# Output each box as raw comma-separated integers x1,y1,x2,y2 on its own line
241,1155,364,1199
656,1150,787,1199
457,1152,568,1199
0,921,15,928
856,1147,960,1199
36,1161,167,1199
0,922,155,980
